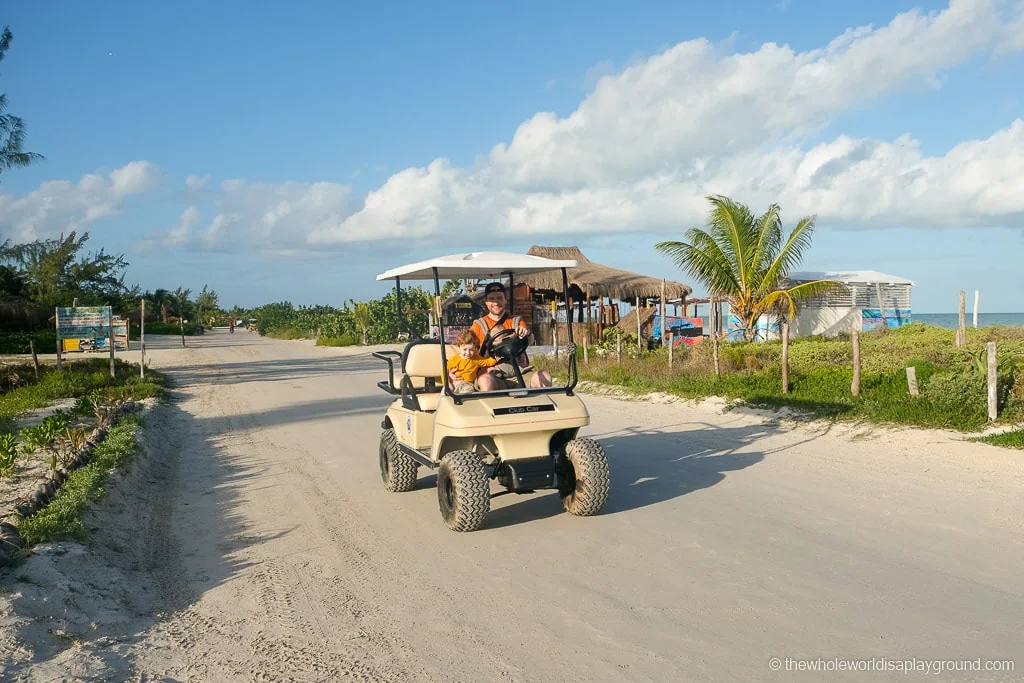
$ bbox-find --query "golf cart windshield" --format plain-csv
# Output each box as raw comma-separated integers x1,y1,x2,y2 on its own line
375,251,580,403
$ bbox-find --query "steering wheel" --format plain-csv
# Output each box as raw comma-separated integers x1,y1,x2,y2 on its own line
486,327,529,363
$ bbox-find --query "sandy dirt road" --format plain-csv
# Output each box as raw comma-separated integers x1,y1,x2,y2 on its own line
2,330,1023,682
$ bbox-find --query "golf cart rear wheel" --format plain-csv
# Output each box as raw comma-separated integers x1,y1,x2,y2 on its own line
379,428,418,492
559,438,611,516
437,450,490,532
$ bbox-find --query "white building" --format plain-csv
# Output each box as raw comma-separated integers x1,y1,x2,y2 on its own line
785,270,916,338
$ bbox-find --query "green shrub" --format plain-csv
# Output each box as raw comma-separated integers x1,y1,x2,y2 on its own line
0,359,164,426
130,322,197,337
18,415,142,545
316,332,361,347
0,331,57,355
0,432,17,475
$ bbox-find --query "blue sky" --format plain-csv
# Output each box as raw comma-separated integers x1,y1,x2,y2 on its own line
2,0,1023,313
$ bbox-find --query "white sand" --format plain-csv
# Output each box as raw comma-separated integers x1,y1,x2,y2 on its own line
1,331,1022,681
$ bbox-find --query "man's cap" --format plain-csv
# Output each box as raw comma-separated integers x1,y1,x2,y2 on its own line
484,282,506,296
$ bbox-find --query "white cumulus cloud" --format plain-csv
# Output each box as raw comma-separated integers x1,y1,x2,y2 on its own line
7,0,1024,256
152,179,353,256
0,161,162,243
312,0,1024,245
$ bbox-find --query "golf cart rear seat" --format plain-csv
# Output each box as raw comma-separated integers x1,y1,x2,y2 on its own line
394,339,459,413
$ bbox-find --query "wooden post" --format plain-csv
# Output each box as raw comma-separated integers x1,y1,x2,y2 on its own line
973,290,979,329
140,299,146,378
616,330,621,363
906,366,919,396
660,279,666,348
711,295,721,379
553,325,559,361
30,340,40,380
630,294,638,352
956,290,966,347
55,306,62,371
179,313,186,347
107,307,116,378
875,282,888,330
668,331,674,369
781,318,790,394
851,323,861,397
583,328,589,364
988,341,998,421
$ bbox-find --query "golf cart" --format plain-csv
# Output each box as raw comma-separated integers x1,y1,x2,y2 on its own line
373,252,611,532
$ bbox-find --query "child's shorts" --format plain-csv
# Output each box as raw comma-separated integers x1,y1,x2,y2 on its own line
452,379,477,393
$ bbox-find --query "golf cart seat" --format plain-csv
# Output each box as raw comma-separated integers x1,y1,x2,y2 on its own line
399,339,458,412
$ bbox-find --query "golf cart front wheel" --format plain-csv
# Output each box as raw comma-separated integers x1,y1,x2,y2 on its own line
559,438,611,516
379,428,419,492
437,450,490,532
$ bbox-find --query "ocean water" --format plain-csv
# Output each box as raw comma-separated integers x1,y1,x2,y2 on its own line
913,313,1024,329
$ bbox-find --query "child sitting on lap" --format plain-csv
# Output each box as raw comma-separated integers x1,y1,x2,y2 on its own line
447,328,498,393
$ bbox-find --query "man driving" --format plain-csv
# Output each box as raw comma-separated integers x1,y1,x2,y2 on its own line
453,282,552,390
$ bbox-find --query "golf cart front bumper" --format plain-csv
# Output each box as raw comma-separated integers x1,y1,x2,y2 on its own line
494,456,556,491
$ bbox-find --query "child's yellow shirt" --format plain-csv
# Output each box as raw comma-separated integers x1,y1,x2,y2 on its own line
447,354,498,382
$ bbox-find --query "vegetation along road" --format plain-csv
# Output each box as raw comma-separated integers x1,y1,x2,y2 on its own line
2,330,1023,682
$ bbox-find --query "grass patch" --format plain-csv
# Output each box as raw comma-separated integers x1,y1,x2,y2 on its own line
536,323,1024,433
974,429,1024,450
263,326,305,340
129,322,197,339
0,359,164,436
17,414,143,545
316,332,362,347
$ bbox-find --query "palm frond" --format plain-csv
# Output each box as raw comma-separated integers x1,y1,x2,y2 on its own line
754,215,817,298
656,229,741,297
754,289,797,320
704,195,755,292
784,278,848,302
751,204,782,274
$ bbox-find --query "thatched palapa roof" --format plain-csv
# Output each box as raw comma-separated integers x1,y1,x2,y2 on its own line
615,306,657,334
0,296,51,332
515,246,692,302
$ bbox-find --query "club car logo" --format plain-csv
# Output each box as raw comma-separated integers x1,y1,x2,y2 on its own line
508,405,542,414
493,404,556,416
405,416,413,434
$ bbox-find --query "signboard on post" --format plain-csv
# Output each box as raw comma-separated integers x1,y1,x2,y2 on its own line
56,306,115,354
112,316,129,351
441,295,481,343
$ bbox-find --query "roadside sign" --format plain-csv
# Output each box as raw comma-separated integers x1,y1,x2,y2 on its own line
56,306,125,353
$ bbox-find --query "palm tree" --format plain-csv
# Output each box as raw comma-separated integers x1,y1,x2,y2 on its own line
656,195,843,343
1,26,44,179
353,302,371,345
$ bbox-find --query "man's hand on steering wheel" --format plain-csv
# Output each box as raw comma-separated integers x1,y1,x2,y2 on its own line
515,326,529,339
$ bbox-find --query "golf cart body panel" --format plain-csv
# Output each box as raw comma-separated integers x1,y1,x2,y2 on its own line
431,393,589,461
372,251,610,531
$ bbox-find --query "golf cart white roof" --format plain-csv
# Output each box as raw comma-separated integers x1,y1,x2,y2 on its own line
376,251,578,281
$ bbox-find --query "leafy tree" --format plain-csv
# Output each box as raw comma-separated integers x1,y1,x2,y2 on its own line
441,279,463,298
194,285,220,324
0,231,128,308
0,26,44,180
655,195,843,342
171,287,192,320
352,302,371,344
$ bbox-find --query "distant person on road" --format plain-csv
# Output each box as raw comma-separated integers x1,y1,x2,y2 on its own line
446,328,499,393
470,282,552,389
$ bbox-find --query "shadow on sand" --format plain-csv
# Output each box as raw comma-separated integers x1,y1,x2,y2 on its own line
481,420,823,529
